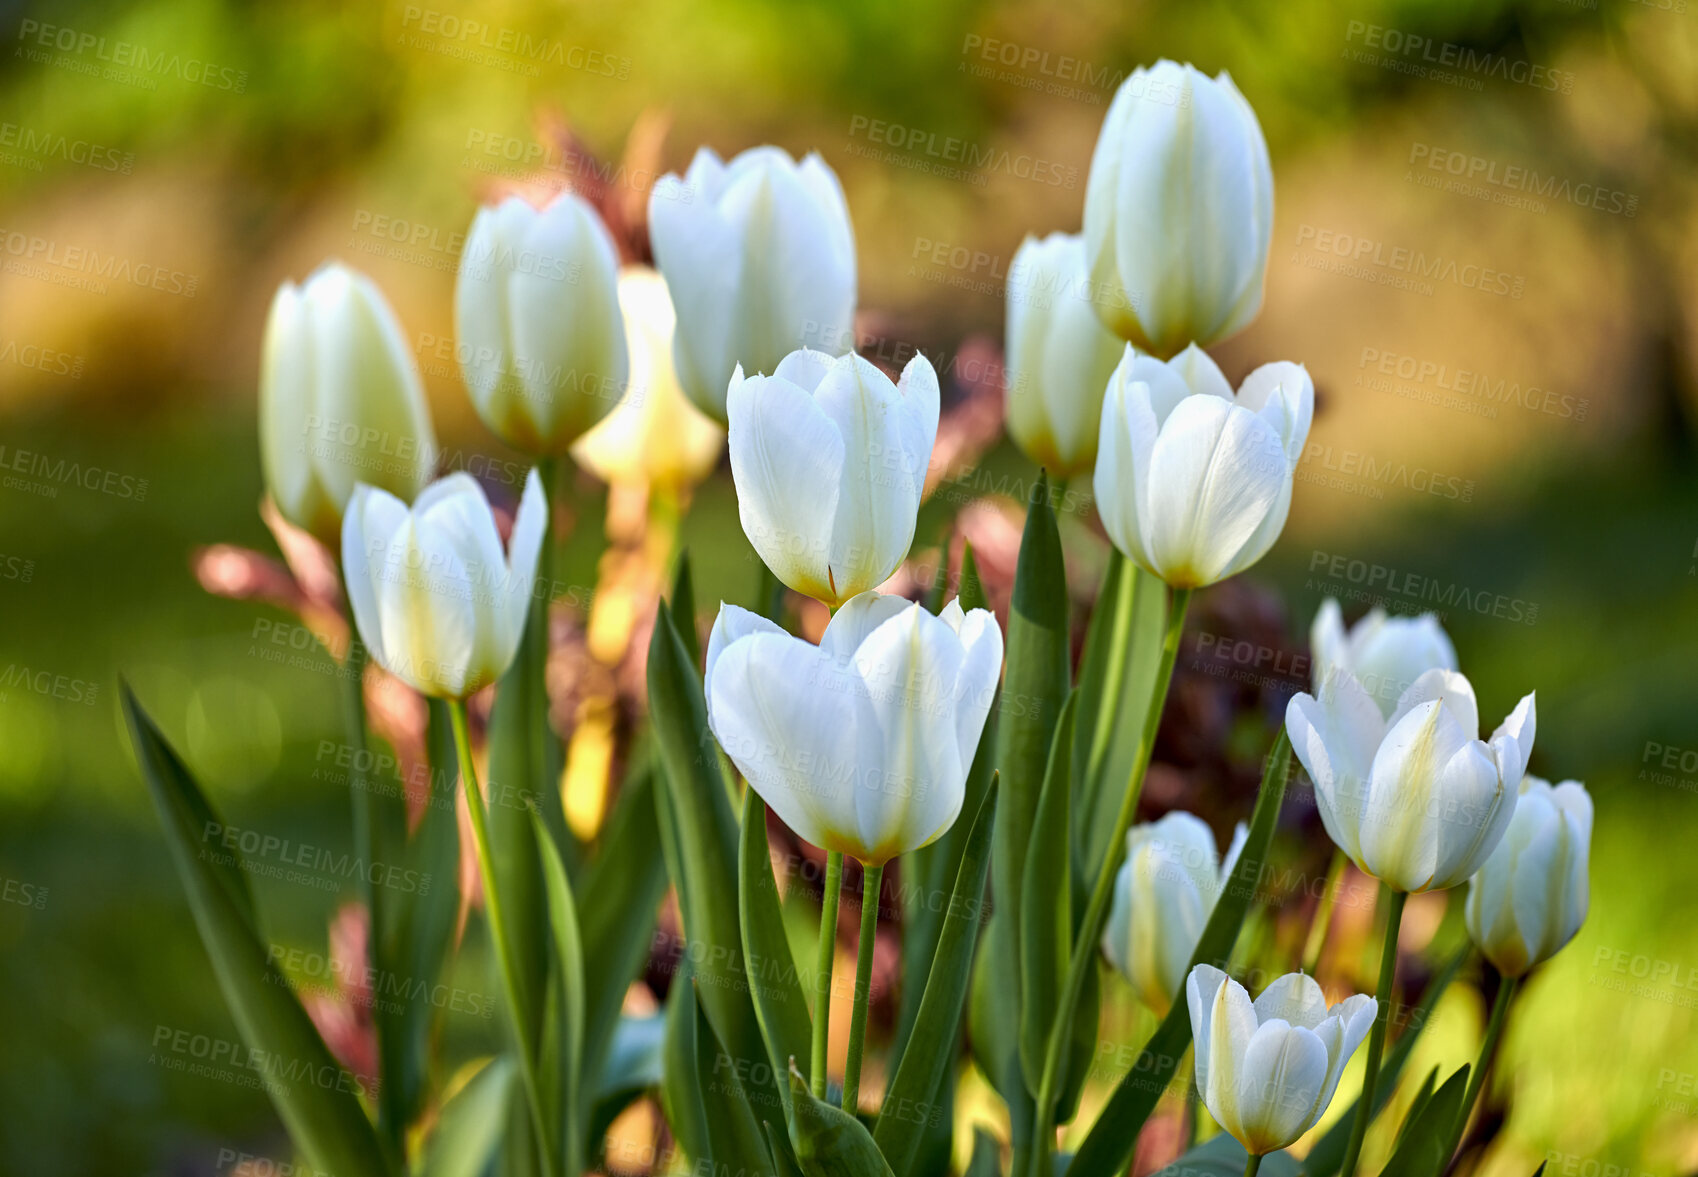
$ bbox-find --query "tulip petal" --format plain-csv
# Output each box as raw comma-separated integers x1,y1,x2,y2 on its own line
1169,344,1234,402
727,372,845,602
341,484,406,672
1233,1020,1329,1153
706,603,791,714
1251,972,1329,1030
1141,396,1286,587
1307,994,1377,1130
1388,667,1480,739
1285,675,1384,864
1093,358,1160,570
1490,691,1538,794
1186,964,1232,1118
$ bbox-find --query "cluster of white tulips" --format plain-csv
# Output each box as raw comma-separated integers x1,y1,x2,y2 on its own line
122,52,1593,1177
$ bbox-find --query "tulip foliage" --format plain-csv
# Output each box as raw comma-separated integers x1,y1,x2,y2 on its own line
121,51,1590,1177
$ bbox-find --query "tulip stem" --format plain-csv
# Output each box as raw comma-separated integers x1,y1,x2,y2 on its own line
841,860,884,1114
449,699,560,1177
811,850,845,1100
1339,884,1407,1177
1450,970,1517,1157
1028,586,1192,1177
1243,1152,1264,1177
1083,549,1137,794
1301,848,1349,975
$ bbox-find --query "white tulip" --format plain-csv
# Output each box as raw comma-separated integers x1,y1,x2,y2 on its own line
1093,343,1312,589
727,348,939,608
648,145,857,421
1286,668,1537,893
705,592,1002,865
571,266,725,490
1004,232,1126,479
342,471,546,699
1465,776,1592,977
1311,599,1458,717
1187,965,1376,1156
1102,813,1247,1015
260,262,437,543
1083,60,1273,357
455,193,628,455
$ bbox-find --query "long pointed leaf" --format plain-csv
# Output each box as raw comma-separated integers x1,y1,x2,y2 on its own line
534,812,587,1174
788,1062,896,1177
740,790,815,1117
422,1058,515,1177
122,684,393,1177
875,781,999,1177
1019,694,1076,1089
1377,1065,1470,1177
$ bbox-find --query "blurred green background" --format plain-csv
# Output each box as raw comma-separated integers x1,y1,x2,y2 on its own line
3,0,1698,1173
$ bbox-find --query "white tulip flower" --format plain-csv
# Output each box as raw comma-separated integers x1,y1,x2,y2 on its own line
1004,232,1126,479
342,471,547,699
1102,813,1247,1015
1093,344,1312,589
1187,965,1376,1156
455,193,628,455
727,348,939,608
1465,776,1592,977
1286,668,1537,894
648,145,857,421
1311,599,1458,717
571,266,725,491
1083,60,1273,357
260,262,437,543
704,592,1003,865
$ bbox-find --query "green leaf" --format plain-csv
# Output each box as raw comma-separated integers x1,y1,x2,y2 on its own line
578,762,667,1093
672,550,702,667
739,790,816,1116
1149,1134,1300,1177
121,683,393,1177
1393,1067,1440,1151
1072,555,1166,882
661,973,712,1165
1068,732,1294,1177
1019,694,1076,1090
766,1121,809,1177
876,781,998,1177
1376,1065,1470,1177
534,811,587,1174
1302,945,1468,1177
964,1127,1001,1177
647,598,787,1116
787,1062,897,1177
421,1058,515,1177
697,989,777,1176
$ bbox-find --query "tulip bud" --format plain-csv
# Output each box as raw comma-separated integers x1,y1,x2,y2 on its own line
1187,965,1376,1156
1004,233,1126,479
705,592,1003,865
571,266,725,491
259,262,437,544
1102,813,1247,1014
648,146,857,421
1093,343,1311,589
727,348,939,608
341,470,546,699
1287,667,1537,893
1465,776,1591,977
1083,60,1273,357
1311,599,1457,716
455,193,628,455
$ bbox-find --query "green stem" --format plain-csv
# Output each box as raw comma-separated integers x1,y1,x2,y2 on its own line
1338,885,1408,1177
1450,971,1517,1156
811,850,845,1100
1302,848,1349,975
450,700,560,1177
1083,552,1136,793
841,860,884,1113
532,455,558,756
1244,1151,1264,1177
1028,586,1192,1177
